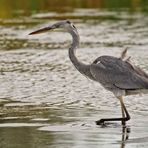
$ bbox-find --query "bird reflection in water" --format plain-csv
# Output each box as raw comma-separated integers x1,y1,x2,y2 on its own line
120,126,130,148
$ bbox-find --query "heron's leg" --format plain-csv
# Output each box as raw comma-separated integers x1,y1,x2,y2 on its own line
96,96,130,125
118,96,131,124
119,96,125,125
121,105,125,125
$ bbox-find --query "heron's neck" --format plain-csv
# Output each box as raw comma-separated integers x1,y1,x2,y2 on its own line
68,29,92,78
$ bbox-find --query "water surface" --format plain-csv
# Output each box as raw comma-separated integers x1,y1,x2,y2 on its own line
0,1,148,148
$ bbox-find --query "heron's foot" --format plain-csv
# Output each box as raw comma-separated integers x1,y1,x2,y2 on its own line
95,119,105,125
95,117,130,126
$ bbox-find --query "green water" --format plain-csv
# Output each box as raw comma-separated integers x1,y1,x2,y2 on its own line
0,0,148,148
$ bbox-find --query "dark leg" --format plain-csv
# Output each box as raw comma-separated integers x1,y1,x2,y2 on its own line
96,96,130,125
120,97,125,126
119,96,131,124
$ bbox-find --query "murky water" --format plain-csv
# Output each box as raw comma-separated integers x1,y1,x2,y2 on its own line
0,1,148,148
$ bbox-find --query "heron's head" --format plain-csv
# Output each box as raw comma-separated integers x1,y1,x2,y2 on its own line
29,20,77,35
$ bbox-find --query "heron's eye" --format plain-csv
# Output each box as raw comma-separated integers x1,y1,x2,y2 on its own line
72,24,76,29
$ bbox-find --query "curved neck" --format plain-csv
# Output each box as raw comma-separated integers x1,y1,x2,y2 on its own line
68,29,93,79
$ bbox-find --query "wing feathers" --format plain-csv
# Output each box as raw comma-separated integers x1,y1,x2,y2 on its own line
90,56,148,91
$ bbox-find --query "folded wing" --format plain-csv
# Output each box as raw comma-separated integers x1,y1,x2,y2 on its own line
90,56,148,91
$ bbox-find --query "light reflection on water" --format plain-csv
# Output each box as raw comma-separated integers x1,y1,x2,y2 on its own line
0,47,148,147
0,4,148,148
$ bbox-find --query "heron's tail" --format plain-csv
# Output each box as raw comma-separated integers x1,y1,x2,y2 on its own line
126,88,148,95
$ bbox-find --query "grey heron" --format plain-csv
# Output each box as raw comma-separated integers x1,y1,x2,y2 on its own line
29,20,148,126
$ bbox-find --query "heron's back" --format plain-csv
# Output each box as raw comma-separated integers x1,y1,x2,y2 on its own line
90,55,148,96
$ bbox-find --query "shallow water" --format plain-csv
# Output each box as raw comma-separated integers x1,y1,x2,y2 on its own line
0,1,148,148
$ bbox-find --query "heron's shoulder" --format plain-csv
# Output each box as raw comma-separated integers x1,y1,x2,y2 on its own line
92,55,121,65
91,55,131,72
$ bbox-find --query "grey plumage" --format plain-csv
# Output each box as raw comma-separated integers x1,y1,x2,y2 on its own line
91,56,148,96
29,20,148,125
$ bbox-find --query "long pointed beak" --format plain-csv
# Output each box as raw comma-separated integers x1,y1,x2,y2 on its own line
29,26,54,35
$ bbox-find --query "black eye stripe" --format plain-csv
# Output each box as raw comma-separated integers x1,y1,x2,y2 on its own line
66,20,76,29
72,24,76,29
66,20,71,24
